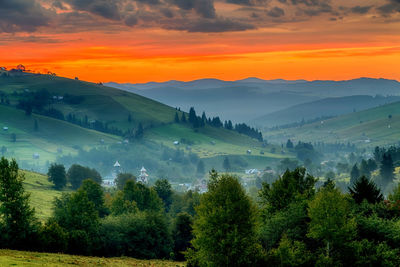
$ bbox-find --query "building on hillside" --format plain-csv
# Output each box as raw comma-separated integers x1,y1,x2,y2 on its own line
103,161,121,187
138,166,149,184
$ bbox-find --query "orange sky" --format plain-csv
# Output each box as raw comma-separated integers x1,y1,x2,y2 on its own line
1,0,400,83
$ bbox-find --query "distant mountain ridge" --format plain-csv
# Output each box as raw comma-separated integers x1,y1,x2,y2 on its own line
106,77,400,124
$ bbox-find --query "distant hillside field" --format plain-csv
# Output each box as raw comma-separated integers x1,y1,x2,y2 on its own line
0,71,282,181
254,95,400,127
0,249,184,266
107,77,400,123
264,100,400,148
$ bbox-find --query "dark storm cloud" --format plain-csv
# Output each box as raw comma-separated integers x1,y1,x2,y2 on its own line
350,5,372,14
378,0,400,15
171,0,216,18
178,17,255,32
63,0,122,20
266,7,284,17
0,0,52,32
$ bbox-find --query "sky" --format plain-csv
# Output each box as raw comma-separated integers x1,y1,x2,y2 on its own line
0,0,399,83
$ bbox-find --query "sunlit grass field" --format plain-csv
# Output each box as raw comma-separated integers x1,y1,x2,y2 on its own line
0,249,185,267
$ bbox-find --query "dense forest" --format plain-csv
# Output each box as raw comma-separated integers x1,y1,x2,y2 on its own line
2,152,400,266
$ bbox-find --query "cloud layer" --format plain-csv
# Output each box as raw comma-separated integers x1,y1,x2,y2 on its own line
0,0,398,34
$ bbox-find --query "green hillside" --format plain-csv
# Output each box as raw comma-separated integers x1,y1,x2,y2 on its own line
264,100,400,148
21,170,70,221
0,71,285,181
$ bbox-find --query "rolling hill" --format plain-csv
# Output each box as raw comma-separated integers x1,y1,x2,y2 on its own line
263,100,400,148
106,77,400,123
0,70,283,181
254,95,400,127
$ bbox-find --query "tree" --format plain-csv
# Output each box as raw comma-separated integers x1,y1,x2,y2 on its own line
349,176,383,204
80,179,109,217
172,212,193,261
135,123,144,139
188,173,262,266
222,156,231,171
174,112,180,123
47,163,67,190
350,164,360,185
181,113,187,123
123,180,164,212
0,158,38,249
307,186,356,258
286,139,294,149
260,167,317,213
380,153,395,186
154,179,173,211
115,172,136,190
67,164,102,190
128,113,132,122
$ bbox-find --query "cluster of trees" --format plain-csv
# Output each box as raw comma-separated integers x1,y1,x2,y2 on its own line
3,157,400,265
234,123,263,142
48,163,101,190
0,157,199,260
174,107,263,142
65,113,125,137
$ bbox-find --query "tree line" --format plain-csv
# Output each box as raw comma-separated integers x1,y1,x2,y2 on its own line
174,107,263,142
2,156,400,265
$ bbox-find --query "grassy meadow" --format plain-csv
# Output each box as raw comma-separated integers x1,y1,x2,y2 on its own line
0,249,184,267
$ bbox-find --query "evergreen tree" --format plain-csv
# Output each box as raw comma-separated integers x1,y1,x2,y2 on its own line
0,158,37,249
174,112,180,123
47,163,67,190
286,139,294,149
181,113,187,123
349,176,383,204
172,212,193,261
380,153,395,186
154,179,173,211
188,107,197,124
188,173,262,266
350,164,360,185
222,156,231,171
135,123,144,139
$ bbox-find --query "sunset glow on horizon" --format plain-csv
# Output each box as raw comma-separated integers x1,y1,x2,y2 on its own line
1,0,400,83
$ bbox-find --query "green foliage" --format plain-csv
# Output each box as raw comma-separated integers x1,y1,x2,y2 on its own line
222,156,231,171
80,179,109,217
39,221,68,253
99,212,172,259
123,180,164,212
67,164,102,190
47,163,67,190
350,163,360,185
188,173,262,266
172,212,193,261
115,172,136,190
380,153,395,187
0,158,38,249
259,167,317,213
154,179,173,211
52,191,99,234
349,176,383,204
266,235,312,266
308,186,356,257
